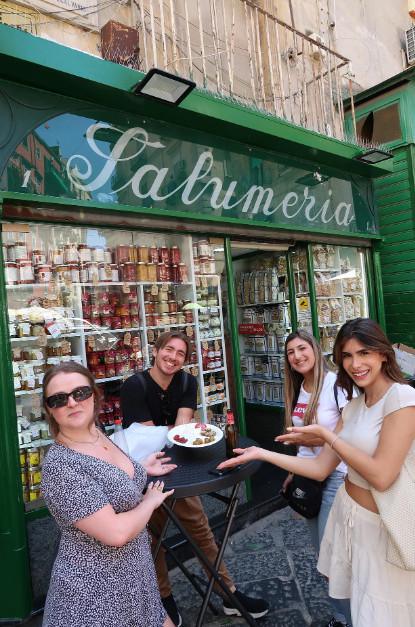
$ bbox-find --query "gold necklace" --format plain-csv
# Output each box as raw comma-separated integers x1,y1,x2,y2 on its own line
58,429,101,446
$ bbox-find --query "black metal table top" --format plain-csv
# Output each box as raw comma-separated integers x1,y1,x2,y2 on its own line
151,436,261,499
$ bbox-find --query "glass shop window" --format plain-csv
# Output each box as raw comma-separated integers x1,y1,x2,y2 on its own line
356,103,401,145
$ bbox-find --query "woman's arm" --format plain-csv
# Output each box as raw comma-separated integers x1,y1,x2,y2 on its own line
74,480,174,547
290,406,415,491
217,443,340,480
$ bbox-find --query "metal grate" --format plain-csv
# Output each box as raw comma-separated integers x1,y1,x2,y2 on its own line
406,25,415,64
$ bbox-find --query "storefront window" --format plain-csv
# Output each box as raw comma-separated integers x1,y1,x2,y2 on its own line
2,223,228,509
232,246,291,409
313,244,369,356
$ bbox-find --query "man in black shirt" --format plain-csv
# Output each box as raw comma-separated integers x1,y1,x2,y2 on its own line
121,331,268,627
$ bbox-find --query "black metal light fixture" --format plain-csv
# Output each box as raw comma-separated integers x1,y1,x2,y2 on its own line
354,148,393,164
132,68,196,105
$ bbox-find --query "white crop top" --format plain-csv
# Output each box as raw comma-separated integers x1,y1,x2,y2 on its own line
340,382,415,489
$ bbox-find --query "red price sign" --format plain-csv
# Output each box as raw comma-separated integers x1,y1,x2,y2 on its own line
238,323,266,336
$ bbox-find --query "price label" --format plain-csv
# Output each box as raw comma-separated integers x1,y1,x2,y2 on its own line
122,282,131,294
151,284,159,296
123,331,131,346
87,336,96,350
161,283,169,292
37,332,48,347
201,276,208,288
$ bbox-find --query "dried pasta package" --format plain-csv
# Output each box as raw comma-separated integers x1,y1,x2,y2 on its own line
352,296,362,318
317,299,331,324
329,274,340,297
236,273,244,305
326,246,336,268
344,296,354,320
277,256,287,275
315,273,329,297
329,298,343,324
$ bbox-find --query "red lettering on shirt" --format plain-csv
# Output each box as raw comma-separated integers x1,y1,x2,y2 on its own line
292,402,308,422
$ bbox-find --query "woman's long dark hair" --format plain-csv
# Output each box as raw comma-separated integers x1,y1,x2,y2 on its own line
333,318,407,400
43,361,102,437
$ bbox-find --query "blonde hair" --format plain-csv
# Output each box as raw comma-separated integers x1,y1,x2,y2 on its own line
284,330,332,430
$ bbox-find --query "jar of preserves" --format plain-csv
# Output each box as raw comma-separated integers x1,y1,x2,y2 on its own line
208,257,216,274
130,314,140,327
129,304,139,316
94,363,106,379
51,249,64,265
78,244,91,263
103,248,112,264
184,311,194,323
136,262,148,282
146,313,156,327
105,363,116,378
120,262,136,282
116,245,130,265
120,314,132,328
18,261,34,284
156,302,169,314
193,258,200,274
110,264,119,282
145,301,156,314
90,315,101,327
36,264,52,283
168,300,178,313
159,245,169,264
69,264,80,283
176,313,185,324
92,247,105,262
115,304,130,316
86,262,99,283
170,246,181,264
110,316,122,330
63,244,78,264
79,263,88,283
138,246,149,262
125,291,138,304
178,262,188,283
27,448,40,466
198,240,212,257
98,263,112,282
128,245,137,262
6,243,16,262
32,249,46,265
14,241,29,261
149,245,159,264
170,264,179,283
146,262,157,282
5,262,18,285
157,263,168,282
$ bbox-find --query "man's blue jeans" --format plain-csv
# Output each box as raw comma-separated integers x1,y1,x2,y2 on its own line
307,470,352,625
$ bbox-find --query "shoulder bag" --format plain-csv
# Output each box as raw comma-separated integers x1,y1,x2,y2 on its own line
371,452,415,571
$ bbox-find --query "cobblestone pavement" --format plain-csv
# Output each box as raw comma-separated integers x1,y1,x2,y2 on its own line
168,506,333,627
8,506,333,627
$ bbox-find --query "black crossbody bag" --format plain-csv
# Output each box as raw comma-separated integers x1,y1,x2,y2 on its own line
281,384,339,519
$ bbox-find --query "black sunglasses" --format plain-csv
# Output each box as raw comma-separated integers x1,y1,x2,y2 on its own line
46,386,93,409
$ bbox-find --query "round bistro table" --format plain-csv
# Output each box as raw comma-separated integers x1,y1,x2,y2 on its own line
150,435,262,627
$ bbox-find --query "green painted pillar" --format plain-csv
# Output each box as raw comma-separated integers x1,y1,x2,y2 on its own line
224,238,246,437
0,220,32,621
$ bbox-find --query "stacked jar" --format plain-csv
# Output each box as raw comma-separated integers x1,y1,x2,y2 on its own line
81,288,140,330
192,239,216,275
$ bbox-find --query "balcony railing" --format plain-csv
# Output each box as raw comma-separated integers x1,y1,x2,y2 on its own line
134,0,355,140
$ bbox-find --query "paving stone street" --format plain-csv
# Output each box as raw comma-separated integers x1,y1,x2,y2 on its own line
7,505,333,627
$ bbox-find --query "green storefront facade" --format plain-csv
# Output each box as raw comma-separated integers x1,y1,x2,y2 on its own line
0,25,391,622
344,66,415,347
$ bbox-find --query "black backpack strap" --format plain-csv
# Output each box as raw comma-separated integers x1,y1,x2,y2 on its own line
134,371,148,396
181,370,190,395
333,383,339,412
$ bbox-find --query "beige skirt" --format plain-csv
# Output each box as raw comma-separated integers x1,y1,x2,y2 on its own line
318,483,415,626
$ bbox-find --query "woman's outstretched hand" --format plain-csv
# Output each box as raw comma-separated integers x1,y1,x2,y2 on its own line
275,424,326,447
217,446,265,470
141,452,177,476
275,424,325,447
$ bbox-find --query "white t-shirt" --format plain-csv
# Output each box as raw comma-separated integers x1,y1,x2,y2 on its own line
340,382,415,489
291,370,347,473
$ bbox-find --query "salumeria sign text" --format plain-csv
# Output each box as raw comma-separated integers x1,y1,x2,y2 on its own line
67,123,355,227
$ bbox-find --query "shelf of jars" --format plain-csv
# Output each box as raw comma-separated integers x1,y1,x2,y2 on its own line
234,253,290,409
312,244,369,355
191,239,230,422
4,227,229,509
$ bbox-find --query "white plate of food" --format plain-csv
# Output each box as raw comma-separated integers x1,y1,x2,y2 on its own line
167,423,223,448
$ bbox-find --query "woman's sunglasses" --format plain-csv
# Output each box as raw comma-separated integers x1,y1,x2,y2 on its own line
46,385,93,409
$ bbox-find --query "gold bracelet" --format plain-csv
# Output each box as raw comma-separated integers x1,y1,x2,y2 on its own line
330,434,340,449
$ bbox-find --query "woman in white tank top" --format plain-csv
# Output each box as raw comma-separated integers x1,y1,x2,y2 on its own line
219,319,415,627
